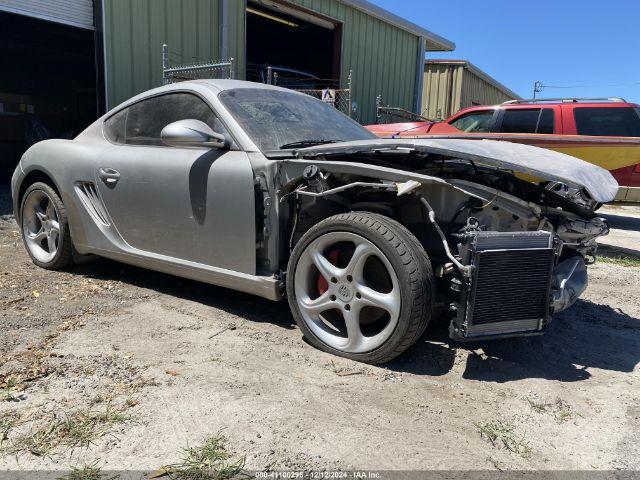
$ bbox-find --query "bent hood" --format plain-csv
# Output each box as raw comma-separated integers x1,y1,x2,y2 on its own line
296,138,619,203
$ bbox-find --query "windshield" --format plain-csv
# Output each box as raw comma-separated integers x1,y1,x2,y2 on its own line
218,88,375,152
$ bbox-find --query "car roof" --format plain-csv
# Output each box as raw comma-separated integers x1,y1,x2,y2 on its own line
453,101,639,117
110,79,303,113
187,79,293,92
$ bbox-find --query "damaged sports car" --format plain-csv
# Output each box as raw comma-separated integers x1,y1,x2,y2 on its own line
11,80,616,364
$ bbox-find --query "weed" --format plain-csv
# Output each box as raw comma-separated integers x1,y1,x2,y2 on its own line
553,398,573,424
2,375,24,402
162,434,246,480
475,420,531,458
598,253,640,268
526,397,549,414
527,396,573,424
4,403,131,457
57,461,120,480
0,411,20,446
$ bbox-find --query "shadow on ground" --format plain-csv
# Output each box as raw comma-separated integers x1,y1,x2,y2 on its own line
38,250,640,383
71,256,640,383
0,185,12,216
601,212,640,232
387,299,640,382
71,257,296,330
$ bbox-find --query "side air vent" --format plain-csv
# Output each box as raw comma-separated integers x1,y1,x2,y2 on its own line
74,182,111,226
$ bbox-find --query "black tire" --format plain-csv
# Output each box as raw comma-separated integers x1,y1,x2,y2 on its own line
20,182,74,270
286,211,435,364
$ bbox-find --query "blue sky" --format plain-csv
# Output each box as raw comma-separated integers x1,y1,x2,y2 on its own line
370,0,640,103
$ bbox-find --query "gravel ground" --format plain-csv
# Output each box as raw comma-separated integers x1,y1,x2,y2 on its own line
0,186,639,474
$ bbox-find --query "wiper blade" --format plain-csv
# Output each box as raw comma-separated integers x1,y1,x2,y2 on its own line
279,139,340,149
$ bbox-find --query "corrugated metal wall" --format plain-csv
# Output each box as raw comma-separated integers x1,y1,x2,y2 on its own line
289,0,420,123
421,63,463,120
0,0,94,29
422,63,517,120
459,68,515,112
103,0,420,123
104,0,246,109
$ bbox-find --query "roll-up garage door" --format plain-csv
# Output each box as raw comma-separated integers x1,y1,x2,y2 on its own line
0,0,94,30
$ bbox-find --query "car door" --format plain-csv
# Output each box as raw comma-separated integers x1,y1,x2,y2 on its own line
96,91,256,274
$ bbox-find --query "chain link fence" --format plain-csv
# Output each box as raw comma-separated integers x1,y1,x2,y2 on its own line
162,44,234,85
161,44,354,118
267,68,354,118
296,87,352,117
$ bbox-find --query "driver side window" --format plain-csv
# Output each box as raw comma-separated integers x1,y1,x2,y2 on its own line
449,110,494,133
104,92,229,146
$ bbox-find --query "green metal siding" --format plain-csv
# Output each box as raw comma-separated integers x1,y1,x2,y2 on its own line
288,0,419,122
104,0,245,108
104,0,420,123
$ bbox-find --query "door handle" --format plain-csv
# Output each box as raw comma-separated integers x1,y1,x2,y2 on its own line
99,168,120,187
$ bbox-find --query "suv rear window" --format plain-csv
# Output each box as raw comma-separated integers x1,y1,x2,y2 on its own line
574,107,640,137
499,108,554,134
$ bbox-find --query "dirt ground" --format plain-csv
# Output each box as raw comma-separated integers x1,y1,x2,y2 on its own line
1,184,639,474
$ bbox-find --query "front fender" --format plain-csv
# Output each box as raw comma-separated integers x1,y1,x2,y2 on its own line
10,159,24,221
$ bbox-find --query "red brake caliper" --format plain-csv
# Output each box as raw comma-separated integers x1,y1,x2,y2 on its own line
317,250,341,295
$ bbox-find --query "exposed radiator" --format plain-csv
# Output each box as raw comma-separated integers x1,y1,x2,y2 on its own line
451,231,555,340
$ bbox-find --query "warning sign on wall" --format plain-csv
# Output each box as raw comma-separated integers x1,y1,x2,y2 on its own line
321,89,336,104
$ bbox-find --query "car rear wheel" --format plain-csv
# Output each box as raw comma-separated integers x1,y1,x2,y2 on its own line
20,182,74,270
286,212,434,364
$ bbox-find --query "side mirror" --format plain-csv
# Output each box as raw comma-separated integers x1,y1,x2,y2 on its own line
160,119,229,149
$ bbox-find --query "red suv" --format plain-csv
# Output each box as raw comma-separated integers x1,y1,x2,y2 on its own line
367,98,640,201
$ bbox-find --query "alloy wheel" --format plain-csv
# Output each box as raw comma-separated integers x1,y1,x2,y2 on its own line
22,189,61,264
293,231,401,354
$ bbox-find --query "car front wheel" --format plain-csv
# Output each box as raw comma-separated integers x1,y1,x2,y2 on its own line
287,212,434,364
20,182,74,270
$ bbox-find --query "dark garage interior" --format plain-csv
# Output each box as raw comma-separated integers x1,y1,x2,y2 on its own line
246,1,341,88
0,11,97,182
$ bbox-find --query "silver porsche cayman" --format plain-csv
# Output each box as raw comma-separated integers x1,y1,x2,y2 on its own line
11,80,616,364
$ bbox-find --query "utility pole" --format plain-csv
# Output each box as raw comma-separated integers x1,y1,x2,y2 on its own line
533,81,544,99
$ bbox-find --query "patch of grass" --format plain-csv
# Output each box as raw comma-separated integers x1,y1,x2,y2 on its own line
553,398,573,424
57,462,119,480
475,420,531,458
161,434,246,480
0,411,20,446
598,253,640,268
527,396,573,424
4,403,131,457
2,375,25,402
526,398,549,414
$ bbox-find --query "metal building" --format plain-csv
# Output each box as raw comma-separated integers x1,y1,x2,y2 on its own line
0,0,98,178
422,59,520,120
102,0,454,123
0,0,454,177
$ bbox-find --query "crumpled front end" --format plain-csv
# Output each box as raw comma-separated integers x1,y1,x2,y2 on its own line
282,138,616,342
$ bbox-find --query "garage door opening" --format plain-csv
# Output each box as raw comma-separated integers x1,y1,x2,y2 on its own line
246,0,341,89
0,11,97,180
